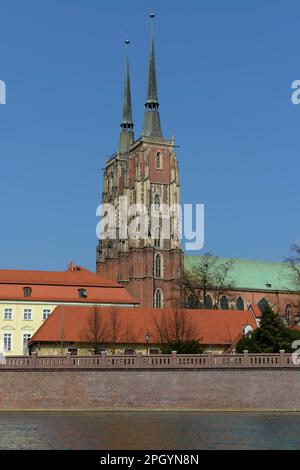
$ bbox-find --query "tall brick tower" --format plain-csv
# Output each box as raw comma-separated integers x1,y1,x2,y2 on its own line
96,16,184,307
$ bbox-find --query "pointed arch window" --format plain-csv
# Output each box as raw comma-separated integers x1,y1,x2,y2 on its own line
258,298,269,314
156,152,162,169
154,194,160,211
154,289,163,308
236,297,245,311
285,304,291,325
187,295,198,309
154,226,162,248
154,253,163,278
204,295,213,309
220,295,229,310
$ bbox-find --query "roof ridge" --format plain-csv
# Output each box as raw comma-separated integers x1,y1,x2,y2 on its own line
185,255,288,265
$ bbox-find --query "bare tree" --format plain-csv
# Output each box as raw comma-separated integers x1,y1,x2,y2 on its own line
108,307,123,354
179,252,235,309
284,244,300,324
152,303,199,345
152,311,169,344
59,306,65,355
285,244,300,289
123,317,136,349
81,306,107,354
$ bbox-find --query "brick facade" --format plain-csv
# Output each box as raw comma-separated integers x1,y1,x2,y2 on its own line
96,137,184,308
1,367,300,410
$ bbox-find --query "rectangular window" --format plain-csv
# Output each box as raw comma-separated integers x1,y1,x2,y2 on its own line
42,309,51,320
4,308,13,320
23,334,31,351
23,334,31,344
23,309,32,320
4,333,12,352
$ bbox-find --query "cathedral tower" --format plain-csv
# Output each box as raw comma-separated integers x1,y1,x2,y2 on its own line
96,16,184,307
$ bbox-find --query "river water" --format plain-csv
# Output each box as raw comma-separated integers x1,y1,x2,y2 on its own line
0,412,299,450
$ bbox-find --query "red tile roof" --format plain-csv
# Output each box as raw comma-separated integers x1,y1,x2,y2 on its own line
249,303,262,318
0,266,118,287
29,305,258,347
0,265,136,305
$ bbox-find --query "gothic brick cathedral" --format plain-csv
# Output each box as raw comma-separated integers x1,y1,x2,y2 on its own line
96,18,184,308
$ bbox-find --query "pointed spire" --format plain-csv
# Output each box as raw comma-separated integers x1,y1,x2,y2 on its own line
146,19,159,106
142,12,163,139
119,38,134,153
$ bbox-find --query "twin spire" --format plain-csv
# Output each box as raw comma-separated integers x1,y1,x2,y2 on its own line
119,13,163,154
119,39,134,154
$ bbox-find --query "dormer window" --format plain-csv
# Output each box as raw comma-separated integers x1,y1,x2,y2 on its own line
78,288,88,298
23,287,32,297
243,324,253,337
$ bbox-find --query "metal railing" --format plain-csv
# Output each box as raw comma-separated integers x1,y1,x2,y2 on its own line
0,350,297,369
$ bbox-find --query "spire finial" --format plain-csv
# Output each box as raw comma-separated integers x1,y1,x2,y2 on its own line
149,1,155,19
150,9,155,20
142,9,163,138
119,35,134,153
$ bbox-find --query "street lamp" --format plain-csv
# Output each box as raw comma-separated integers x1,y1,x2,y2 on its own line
145,331,150,355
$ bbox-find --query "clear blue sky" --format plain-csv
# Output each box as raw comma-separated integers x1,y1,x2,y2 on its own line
0,0,299,271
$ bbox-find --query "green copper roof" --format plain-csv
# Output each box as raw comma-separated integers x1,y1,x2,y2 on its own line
184,256,299,292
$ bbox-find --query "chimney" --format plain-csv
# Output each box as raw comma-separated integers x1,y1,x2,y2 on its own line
67,261,75,272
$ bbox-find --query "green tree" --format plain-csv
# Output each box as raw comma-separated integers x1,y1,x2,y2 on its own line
236,305,300,353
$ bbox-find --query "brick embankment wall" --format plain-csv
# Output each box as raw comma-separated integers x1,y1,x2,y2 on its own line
1,368,300,411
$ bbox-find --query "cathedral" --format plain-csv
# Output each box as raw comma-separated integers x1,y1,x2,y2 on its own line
96,16,300,319
96,16,183,308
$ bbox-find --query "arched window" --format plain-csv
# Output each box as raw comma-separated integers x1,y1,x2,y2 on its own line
236,297,245,311
204,295,213,309
154,289,163,308
187,295,198,309
258,298,269,314
154,226,161,248
220,295,229,310
154,253,163,278
156,152,162,169
285,304,291,325
154,194,160,211
110,175,114,193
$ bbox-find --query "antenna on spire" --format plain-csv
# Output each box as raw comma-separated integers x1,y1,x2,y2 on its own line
125,29,130,46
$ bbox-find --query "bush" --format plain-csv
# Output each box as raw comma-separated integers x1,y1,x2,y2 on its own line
161,339,204,354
